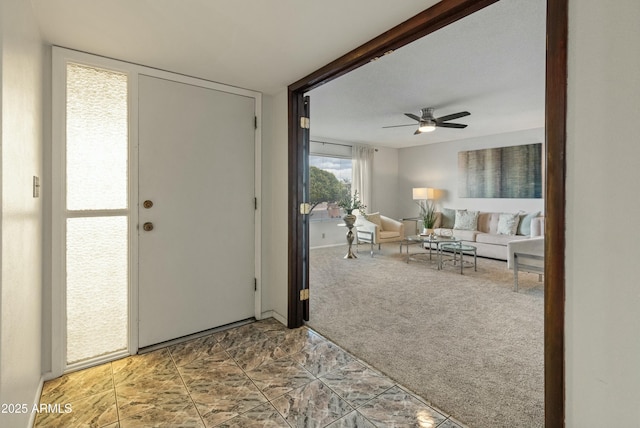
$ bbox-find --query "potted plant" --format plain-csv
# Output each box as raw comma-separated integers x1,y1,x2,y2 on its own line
416,199,436,234
338,190,367,216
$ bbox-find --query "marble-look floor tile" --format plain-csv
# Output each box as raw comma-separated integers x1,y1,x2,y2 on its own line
183,370,268,425
325,410,377,428
213,323,269,350
169,334,225,367
320,361,396,408
225,338,280,371
245,358,316,400
118,404,204,428
290,340,356,377
357,386,447,428
271,379,353,428
40,363,113,404
271,327,327,359
214,403,290,428
437,418,466,428
112,349,177,384
177,351,238,383
115,373,192,420
35,389,118,428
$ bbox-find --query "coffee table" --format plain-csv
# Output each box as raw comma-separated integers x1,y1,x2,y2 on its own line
404,235,460,264
439,242,477,274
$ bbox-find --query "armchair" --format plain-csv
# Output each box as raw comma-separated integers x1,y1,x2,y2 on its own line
356,212,405,257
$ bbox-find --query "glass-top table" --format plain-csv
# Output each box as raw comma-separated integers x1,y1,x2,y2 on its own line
439,242,477,274
402,234,460,264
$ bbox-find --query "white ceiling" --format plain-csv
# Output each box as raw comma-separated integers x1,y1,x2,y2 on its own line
309,0,547,148
30,0,546,150
30,0,434,94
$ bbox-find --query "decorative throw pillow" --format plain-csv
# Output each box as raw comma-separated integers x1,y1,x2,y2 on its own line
454,210,479,231
366,212,381,227
517,211,541,236
497,213,520,235
441,208,456,229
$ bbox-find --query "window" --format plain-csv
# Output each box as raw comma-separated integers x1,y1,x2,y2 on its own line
64,62,129,366
309,154,352,222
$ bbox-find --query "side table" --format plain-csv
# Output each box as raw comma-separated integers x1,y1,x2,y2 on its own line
439,243,477,274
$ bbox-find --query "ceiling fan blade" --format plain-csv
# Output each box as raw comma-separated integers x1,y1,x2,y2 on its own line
404,113,422,122
437,122,467,129
382,124,419,129
435,111,470,122
413,129,422,135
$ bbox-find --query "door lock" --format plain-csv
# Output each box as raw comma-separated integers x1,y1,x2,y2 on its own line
143,200,153,209
143,222,154,231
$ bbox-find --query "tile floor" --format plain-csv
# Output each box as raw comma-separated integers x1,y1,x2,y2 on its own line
35,318,466,427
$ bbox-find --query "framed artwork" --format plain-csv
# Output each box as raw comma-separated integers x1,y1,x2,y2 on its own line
458,143,542,198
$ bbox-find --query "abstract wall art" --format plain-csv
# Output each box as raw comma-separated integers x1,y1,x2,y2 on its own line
458,143,542,198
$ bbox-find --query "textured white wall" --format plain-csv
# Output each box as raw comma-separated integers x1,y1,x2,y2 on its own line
0,0,44,426
397,128,545,218
566,1,640,425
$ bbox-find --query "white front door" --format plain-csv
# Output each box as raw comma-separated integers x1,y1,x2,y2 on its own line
138,75,256,348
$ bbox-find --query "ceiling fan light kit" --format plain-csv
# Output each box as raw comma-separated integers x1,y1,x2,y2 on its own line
384,107,470,135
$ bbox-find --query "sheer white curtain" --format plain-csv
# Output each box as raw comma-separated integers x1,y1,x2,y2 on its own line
352,144,375,212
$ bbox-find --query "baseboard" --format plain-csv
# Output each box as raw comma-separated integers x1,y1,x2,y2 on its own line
261,310,287,326
310,243,345,250
27,376,45,428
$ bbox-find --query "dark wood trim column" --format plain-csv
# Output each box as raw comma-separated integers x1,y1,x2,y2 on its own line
545,0,568,426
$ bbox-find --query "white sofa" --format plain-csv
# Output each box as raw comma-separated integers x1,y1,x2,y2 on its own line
431,211,544,261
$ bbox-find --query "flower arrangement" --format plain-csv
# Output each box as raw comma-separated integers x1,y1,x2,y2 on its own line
338,190,367,215
416,199,437,229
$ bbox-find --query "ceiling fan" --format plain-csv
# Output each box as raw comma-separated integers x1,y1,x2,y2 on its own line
383,107,470,135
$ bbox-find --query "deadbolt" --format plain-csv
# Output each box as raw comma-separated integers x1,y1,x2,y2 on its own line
143,200,153,209
143,222,154,231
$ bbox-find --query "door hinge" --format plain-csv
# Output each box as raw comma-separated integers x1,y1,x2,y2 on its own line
254,116,258,129
300,288,309,301
254,278,257,291
255,197,258,210
299,202,311,215
300,116,310,129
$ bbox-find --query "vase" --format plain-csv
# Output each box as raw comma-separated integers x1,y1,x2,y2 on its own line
423,228,434,235
343,214,357,259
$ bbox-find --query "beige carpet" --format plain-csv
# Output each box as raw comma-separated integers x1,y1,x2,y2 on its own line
308,244,544,428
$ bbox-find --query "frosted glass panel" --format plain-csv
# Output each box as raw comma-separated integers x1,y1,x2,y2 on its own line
67,216,128,364
66,63,128,210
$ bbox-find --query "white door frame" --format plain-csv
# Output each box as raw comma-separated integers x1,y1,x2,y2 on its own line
49,46,262,378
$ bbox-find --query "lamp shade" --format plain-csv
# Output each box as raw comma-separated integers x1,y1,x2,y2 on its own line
412,187,428,200
413,187,436,200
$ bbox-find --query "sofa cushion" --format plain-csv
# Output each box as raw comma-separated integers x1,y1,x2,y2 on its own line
441,208,456,229
517,211,541,236
454,210,478,231
497,213,520,235
449,229,479,242
476,233,529,246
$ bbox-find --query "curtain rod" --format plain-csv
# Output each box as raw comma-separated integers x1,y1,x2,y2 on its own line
310,140,378,151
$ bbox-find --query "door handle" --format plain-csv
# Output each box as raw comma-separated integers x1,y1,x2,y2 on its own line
143,222,154,231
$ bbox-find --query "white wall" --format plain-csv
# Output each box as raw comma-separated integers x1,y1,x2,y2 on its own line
260,91,289,323
397,128,545,218
371,146,399,218
0,0,44,426
566,1,640,425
